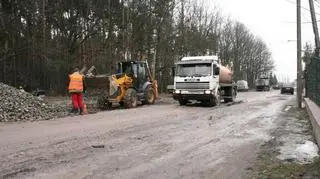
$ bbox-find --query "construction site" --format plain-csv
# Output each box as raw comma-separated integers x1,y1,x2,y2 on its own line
1,0,320,178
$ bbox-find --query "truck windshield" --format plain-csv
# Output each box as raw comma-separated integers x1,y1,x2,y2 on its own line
256,79,268,85
176,63,211,77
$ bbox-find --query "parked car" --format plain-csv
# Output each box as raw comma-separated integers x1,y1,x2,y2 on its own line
237,80,249,92
280,83,294,95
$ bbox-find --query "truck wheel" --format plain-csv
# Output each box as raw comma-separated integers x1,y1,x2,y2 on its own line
212,91,221,106
224,98,230,103
224,88,236,103
124,88,138,108
201,100,213,107
142,85,155,105
179,99,187,105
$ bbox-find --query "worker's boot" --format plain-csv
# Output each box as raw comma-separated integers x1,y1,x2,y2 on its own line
70,108,77,114
79,108,83,115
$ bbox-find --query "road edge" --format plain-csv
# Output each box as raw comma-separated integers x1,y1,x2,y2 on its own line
245,98,320,178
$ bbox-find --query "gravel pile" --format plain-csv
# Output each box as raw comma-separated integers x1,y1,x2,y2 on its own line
0,83,69,122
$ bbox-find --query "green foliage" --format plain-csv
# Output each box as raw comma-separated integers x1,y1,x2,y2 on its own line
269,74,278,86
305,56,320,106
304,43,320,106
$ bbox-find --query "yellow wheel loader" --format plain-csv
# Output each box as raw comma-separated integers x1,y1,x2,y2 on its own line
95,61,158,109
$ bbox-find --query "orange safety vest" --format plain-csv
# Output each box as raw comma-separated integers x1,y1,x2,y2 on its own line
68,72,84,93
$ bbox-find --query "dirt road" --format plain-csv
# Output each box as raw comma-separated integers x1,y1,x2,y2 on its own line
0,90,294,179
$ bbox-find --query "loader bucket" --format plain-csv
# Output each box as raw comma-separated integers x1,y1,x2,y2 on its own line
85,75,110,96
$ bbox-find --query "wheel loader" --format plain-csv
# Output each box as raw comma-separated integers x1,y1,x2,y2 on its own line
92,61,158,109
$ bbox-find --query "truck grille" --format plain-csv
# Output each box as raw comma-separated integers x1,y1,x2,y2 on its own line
175,82,209,89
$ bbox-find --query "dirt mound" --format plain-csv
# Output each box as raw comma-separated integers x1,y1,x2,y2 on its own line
0,83,69,122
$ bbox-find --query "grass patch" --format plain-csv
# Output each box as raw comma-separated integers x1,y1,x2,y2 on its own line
252,157,320,179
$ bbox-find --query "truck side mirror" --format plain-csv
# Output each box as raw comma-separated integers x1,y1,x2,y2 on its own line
215,67,220,75
171,67,176,76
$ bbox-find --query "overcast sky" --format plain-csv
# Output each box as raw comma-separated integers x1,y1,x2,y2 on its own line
209,0,318,82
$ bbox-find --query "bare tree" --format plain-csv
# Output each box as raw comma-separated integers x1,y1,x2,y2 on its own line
0,0,274,93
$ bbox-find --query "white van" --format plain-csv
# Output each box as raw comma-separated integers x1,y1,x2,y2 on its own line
237,80,249,92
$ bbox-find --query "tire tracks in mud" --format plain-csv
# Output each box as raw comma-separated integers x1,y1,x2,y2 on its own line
0,91,294,179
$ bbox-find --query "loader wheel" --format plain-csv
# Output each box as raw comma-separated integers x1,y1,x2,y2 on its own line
124,88,137,108
142,86,155,105
119,101,124,107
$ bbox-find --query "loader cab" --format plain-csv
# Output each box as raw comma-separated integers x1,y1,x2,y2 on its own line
117,61,149,91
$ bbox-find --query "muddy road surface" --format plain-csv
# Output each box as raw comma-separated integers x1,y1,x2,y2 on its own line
0,90,294,179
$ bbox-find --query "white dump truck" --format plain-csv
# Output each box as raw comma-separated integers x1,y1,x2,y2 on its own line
172,56,237,106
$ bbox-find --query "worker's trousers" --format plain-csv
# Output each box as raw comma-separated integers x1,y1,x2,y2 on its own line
71,93,84,109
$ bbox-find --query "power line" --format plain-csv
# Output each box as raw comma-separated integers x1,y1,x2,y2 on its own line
283,20,320,24
301,11,311,21
284,0,320,16
314,0,320,9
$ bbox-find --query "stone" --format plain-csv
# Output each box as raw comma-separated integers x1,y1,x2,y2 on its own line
0,83,69,122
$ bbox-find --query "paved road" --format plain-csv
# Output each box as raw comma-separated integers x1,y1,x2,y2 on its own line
0,90,294,179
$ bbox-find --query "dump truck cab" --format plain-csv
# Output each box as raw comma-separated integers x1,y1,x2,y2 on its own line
174,56,220,94
172,56,237,106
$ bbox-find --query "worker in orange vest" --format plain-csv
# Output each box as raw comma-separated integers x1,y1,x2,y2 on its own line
68,66,86,115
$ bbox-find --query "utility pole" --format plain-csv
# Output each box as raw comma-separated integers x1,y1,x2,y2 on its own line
309,0,320,56
297,0,303,108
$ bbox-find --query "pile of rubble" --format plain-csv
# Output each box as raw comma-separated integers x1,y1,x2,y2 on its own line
0,83,69,122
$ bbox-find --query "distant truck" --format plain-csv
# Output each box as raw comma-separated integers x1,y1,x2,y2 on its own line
255,77,270,91
172,56,237,106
